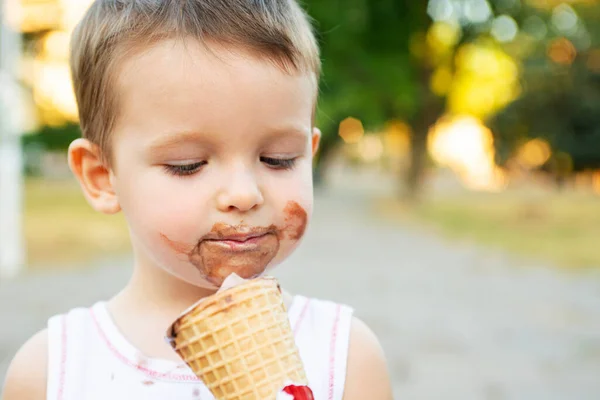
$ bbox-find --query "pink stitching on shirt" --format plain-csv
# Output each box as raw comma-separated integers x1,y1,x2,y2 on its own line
328,304,342,400
89,308,200,382
293,298,311,336
57,315,68,400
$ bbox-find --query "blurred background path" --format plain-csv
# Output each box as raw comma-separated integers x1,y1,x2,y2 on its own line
2,179,600,400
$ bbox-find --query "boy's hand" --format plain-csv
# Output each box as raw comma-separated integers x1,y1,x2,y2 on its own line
343,318,394,400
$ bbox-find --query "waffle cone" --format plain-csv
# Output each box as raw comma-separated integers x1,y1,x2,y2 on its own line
169,277,307,399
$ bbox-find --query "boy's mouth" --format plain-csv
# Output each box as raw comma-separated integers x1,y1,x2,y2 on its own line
160,200,308,286
196,226,280,286
201,225,275,242
203,230,276,252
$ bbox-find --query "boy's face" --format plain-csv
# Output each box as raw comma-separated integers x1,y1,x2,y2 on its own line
87,39,319,288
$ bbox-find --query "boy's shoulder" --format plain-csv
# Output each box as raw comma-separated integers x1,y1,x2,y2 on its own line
343,316,394,400
292,295,393,399
2,329,48,400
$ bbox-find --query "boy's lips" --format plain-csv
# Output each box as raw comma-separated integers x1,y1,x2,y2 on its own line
200,225,277,252
201,226,275,242
203,232,274,251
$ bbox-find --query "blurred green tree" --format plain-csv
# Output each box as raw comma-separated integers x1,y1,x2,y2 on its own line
305,0,440,198
488,2,600,181
306,0,512,198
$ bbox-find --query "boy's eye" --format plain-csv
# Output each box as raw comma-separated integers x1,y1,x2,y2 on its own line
260,156,297,170
163,161,207,176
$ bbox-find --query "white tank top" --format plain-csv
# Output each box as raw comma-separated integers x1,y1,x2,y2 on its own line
45,296,353,400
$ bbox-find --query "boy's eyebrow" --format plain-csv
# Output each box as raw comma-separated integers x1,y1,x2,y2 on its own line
262,125,312,142
147,126,311,151
146,131,215,153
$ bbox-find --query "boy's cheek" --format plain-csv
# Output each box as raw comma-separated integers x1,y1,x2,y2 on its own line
119,184,209,249
132,201,205,242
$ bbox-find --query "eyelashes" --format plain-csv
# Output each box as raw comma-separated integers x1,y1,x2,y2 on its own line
259,156,297,170
163,157,297,177
163,161,207,176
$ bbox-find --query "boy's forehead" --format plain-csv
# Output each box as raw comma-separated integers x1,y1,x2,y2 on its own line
112,39,317,141
115,39,317,96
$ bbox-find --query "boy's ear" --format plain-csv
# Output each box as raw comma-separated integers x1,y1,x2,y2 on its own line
311,127,321,157
68,138,121,214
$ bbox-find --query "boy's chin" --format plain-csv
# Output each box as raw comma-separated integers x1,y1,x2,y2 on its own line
201,263,280,288
166,263,280,291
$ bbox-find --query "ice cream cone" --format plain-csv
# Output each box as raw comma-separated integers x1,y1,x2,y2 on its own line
168,277,308,399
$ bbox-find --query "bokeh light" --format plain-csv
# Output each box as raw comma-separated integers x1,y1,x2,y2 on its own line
428,115,507,191
548,37,577,65
491,15,519,43
338,117,365,144
551,3,579,35
515,138,552,169
448,43,520,118
523,15,548,40
17,0,95,126
357,135,384,163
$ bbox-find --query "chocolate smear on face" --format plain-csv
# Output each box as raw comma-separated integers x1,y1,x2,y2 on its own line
160,234,193,254
281,201,308,240
197,234,279,286
161,224,279,286
160,201,308,286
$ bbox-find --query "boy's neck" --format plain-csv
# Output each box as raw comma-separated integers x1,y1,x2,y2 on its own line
104,260,295,362
117,261,218,316
103,261,218,362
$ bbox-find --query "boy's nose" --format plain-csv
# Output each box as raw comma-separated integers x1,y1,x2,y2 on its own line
216,168,264,213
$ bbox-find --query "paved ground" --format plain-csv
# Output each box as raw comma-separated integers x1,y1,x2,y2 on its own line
2,182,600,399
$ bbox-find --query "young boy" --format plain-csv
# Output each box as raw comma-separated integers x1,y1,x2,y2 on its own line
3,1,392,399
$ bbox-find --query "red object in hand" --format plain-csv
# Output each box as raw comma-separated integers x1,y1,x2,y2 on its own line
282,385,315,400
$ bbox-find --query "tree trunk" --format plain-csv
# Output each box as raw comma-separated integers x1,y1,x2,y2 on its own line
404,127,428,201
402,67,445,202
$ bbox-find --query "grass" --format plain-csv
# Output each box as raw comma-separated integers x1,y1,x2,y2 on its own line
24,178,131,269
376,190,600,268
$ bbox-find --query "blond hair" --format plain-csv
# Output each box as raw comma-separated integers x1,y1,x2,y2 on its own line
70,0,321,164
